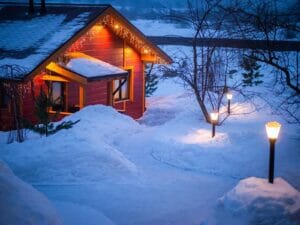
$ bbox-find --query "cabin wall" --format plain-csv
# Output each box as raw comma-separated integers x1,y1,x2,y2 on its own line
67,25,145,119
0,108,12,131
0,24,146,131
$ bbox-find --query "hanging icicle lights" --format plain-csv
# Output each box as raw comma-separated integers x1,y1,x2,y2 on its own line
101,14,166,64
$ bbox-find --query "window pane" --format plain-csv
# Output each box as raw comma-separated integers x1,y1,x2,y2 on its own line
52,82,62,104
113,80,119,93
121,79,128,99
113,80,120,100
51,82,65,111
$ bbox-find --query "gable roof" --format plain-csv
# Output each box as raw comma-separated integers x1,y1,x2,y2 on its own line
0,3,172,81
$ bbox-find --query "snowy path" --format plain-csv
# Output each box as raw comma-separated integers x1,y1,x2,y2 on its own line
1,79,300,225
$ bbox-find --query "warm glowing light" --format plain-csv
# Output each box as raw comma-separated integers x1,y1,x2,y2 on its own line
265,121,281,140
143,48,149,54
210,112,219,122
226,92,233,100
114,24,119,29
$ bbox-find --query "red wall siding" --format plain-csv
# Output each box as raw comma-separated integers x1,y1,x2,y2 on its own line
67,25,145,119
68,81,80,108
0,24,146,130
0,108,12,131
85,80,108,106
123,45,144,119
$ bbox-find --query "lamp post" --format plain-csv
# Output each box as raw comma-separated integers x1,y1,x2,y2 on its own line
210,112,219,138
226,92,233,114
265,121,281,184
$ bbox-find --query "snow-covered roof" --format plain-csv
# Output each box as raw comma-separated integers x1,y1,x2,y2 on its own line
63,57,128,80
0,4,109,79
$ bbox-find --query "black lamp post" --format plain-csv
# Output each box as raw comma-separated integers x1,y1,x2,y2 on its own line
210,112,219,138
265,121,281,184
226,92,233,114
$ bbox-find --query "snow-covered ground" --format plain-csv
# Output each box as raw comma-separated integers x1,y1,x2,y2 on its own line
1,78,300,225
0,160,62,225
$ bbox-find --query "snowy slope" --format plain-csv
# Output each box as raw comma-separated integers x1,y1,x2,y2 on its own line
0,105,139,184
0,160,62,225
0,78,300,225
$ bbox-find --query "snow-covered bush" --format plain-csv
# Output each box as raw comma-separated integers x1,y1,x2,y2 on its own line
219,177,300,224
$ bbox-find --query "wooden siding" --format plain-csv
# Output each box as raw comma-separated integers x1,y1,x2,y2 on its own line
0,23,145,130
66,25,145,119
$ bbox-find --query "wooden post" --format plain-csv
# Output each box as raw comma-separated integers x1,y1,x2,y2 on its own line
79,85,85,109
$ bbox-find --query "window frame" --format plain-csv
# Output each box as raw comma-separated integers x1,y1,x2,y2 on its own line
112,67,133,103
47,81,67,112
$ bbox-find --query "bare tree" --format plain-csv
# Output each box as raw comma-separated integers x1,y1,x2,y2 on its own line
226,0,300,123
162,0,238,123
0,65,30,143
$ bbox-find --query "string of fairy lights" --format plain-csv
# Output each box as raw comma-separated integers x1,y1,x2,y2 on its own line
65,14,167,64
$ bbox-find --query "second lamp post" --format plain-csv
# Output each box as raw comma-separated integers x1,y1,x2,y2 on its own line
210,112,219,138
226,92,233,114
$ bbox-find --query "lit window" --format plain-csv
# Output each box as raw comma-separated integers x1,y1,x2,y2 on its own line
49,81,66,111
113,78,129,101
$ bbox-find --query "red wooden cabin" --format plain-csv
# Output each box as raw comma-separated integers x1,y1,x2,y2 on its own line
0,3,171,131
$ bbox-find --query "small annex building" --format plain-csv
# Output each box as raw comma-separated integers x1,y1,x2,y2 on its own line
0,2,172,130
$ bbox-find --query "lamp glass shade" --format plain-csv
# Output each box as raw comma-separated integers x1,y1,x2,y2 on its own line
210,112,219,122
226,92,233,100
265,121,281,139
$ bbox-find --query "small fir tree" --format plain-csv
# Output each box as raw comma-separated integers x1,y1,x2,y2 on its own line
240,56,264,87
26,87,79,136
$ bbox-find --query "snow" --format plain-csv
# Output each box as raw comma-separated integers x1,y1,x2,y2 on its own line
0,77,300,225
0,15,66,51
1,105,138,184
65,58,127,78
219,177,300,223
54,201,114,225
0,160,62,225
132,19,194,37
0,11,93,78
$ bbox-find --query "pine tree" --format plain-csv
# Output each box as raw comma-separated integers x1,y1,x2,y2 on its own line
145,63,159,97
240,56,264,87
26,87,79,136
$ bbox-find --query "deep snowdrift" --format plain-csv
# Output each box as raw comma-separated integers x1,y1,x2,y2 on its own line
0,105,139,183
220,177,300,224
0,160,62,225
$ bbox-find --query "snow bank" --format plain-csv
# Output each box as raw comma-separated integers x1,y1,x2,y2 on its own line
0,105,139,183
219,177,300,224
0,160,62,225
54,201,114,225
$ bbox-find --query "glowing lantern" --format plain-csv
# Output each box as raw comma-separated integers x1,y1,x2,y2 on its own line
226,92,233,100
265,121,282,184
226,91,233,114
210,112,219,123
210,111,219,138
265,121,281,140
